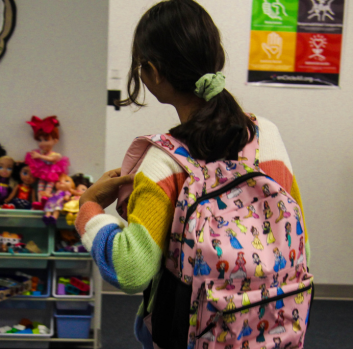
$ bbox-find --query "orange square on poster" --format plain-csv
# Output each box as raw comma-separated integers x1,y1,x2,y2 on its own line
295,33,342,73
249,31,296,72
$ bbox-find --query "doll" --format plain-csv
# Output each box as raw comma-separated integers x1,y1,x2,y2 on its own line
25,116,70,205
63,173,92,225
3,163,36,209
42,174,75,225
0,144,15,205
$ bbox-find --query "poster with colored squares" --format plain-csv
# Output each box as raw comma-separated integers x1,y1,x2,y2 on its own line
247,0,345,87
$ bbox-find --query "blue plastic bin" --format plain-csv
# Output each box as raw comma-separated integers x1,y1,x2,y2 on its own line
54,306,93,338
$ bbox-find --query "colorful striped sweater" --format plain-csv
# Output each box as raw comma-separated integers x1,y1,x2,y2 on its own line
75,115,310,348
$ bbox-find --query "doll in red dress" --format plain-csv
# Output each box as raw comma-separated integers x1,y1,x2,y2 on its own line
3,162,36,209
25,116,70,207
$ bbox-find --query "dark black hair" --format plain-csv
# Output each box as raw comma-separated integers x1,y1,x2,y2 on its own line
71,173,93,188
118,0,256,161
12,162,29,183
0,144,7,158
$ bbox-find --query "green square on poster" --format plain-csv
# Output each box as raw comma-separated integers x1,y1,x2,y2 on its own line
251,0,299,32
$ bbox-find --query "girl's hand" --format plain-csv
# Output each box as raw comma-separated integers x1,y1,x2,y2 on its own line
79,168,134,209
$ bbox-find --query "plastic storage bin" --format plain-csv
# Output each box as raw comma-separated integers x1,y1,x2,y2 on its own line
52,228,90,257
0,300,53,349
0,268,52,298
54,306,93,339
52,263,93,299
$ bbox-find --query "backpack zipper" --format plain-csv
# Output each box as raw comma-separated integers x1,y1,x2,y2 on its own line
196,283,312,339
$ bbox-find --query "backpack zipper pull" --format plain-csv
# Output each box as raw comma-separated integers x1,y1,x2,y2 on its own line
196,311,223,339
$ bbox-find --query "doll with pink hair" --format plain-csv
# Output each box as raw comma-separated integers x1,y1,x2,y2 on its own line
25,116,70,207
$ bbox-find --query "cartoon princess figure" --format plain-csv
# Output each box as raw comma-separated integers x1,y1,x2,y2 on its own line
289,249,296,267
212,239,223,258
185,166,200,186
211,167,228,188
232,216,247,233
244,205,259,219
294,282,305,304
263,200,273,219
200,165,210,180
216,321,231,343
275,200,291,223
297,237,304,265
269,310,286,334
225,228,243,249
201,314,216,342
234,199,244,210
223,295,236,323
230,252,247,279
251,226,264,250
241,340,250,349
262,221,276,245
207,206,229,228
187,332,196,349
224,160,236,171
292,308,302,332
216,260,229,279
273,247,287,272
271,274,284,310
258,284,269,319
151,134,174,150
25,116,70,203
294,207,303,235
262,184,271,197
189,300,199,327
256,320,268,343
206,281,219,302
194,248,211,276
241,292,251,314
237,319,253,340
285,222,292,248
253,253,266,278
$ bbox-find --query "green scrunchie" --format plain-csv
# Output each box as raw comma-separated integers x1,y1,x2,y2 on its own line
194,72,226,102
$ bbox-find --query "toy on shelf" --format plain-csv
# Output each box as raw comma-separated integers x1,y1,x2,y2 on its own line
56,229,87,253
57,276,90,296
25,116,70,207
42,174,75,226
3,162,36,209
0,318,49,334
0,144,14,206
63,173,93,225
0,275,32,301
0,231,41,254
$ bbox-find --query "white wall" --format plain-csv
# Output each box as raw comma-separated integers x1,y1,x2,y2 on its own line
106,0,353,285
0,0,109,182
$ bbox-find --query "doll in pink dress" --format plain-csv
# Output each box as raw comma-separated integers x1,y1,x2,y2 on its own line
42,174,75,225
25,116,70,207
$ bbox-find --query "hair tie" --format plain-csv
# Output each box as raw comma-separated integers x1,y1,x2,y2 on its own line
194,72,225,102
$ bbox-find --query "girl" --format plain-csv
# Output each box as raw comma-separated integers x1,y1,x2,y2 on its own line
75,1,309,347
3,162,35,209
25,115,70,203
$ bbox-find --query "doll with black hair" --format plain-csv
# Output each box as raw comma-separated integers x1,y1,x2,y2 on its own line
63,173,92,225
3,162,36,209
0,144,15,206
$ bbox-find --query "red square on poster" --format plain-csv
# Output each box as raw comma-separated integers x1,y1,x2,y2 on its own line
295,33,342,73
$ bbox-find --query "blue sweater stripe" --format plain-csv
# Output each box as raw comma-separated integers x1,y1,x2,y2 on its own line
91,223,122,289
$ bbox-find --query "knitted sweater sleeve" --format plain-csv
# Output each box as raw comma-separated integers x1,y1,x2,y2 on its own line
75,146,187,294
256,115,310,266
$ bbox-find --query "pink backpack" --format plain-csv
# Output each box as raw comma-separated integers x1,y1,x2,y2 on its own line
117,116,313,349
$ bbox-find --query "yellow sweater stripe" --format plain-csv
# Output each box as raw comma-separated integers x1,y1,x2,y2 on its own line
127,172,174,250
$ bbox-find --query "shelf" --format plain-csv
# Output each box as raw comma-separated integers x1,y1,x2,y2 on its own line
0,337,95,342
0,256,92,260
11,297,95,302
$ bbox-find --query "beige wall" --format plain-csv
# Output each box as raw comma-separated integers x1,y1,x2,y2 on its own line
106,0,353,285
0,0,109,181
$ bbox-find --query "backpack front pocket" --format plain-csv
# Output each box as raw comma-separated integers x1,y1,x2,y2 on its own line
196,276,313,349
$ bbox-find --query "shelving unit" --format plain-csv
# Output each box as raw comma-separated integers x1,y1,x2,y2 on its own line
0,210,101,349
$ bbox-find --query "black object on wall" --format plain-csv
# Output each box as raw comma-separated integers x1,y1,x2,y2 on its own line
107,90,121,111
0,0,16,60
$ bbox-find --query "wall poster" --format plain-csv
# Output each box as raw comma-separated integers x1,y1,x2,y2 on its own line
247,0,345,87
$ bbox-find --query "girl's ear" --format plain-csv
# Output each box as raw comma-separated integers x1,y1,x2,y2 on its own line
148,61,164,84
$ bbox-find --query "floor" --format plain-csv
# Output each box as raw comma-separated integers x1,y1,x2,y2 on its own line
101,296,353,349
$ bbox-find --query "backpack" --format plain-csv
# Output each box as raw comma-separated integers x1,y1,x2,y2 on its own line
117,116,314,349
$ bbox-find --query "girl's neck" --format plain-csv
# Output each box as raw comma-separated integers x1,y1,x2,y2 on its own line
172,93,205,124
